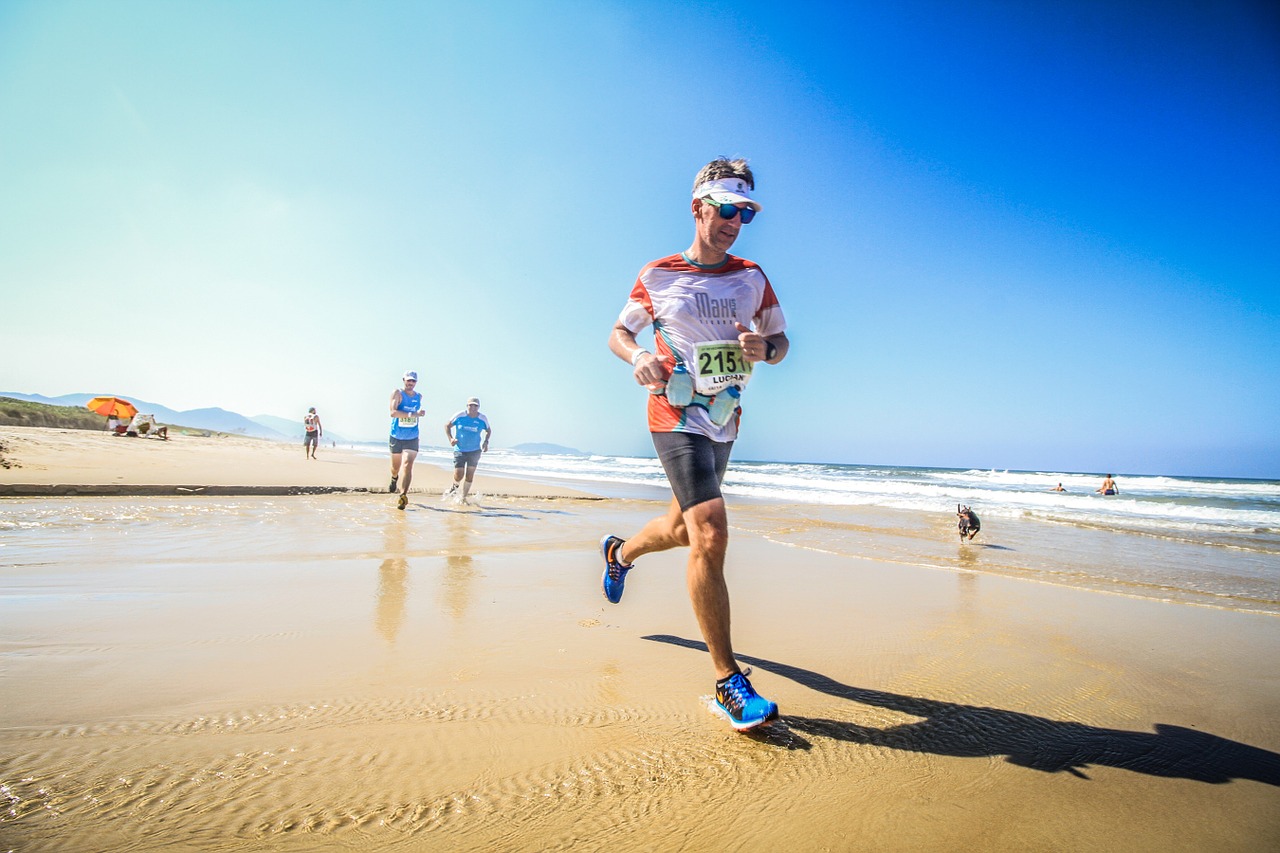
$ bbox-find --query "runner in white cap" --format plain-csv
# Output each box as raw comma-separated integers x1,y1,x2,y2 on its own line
600,156,790,731
444,397,492,503
388,371,424,510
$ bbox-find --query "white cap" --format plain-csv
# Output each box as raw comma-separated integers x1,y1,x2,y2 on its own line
467,397,480,406
403,371,418,382
693,177,762,211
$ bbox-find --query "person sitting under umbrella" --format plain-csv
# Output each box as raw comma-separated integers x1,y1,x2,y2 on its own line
125,414,168,440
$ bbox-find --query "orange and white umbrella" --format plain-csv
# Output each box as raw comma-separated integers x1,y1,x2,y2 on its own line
85,396,138,419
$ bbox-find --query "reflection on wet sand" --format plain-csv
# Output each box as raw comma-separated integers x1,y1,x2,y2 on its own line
442,512,478,621
376,515,410,645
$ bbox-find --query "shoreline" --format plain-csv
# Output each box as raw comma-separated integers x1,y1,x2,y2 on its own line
0,425,599,499
5,424,1277,616
1,484,601,498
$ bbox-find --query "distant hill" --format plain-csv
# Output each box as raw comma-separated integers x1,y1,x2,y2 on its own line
510,442,587,456
0,392,289,440
250,413,351,445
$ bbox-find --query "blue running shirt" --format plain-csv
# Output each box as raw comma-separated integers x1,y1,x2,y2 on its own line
449,412,490,452
390,390,422,440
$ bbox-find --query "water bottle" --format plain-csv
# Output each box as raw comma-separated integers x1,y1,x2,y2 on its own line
665,362,695,407
706,385,740,426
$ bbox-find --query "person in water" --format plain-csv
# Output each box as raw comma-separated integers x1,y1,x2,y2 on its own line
1097,474,1119,496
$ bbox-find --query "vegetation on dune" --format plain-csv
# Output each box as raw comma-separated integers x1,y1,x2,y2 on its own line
0,397,224,439
0,397,106,431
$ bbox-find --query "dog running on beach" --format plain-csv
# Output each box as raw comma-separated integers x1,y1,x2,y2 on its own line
957,504,981,541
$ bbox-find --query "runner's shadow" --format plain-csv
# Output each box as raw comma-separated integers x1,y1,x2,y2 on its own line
642,634,1280,785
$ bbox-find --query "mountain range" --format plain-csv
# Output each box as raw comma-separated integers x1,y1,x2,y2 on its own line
0,393,591,453
0,391,349,443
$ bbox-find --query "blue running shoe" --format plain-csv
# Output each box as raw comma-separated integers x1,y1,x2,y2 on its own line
600,534,633,604
715,669,780,731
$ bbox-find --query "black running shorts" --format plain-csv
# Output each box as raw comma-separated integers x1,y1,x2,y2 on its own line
651,431,733,512
389,437,420,455
453,449,482,470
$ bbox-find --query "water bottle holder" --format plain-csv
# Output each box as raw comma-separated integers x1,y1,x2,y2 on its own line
683,391,740,426
658,361,739,426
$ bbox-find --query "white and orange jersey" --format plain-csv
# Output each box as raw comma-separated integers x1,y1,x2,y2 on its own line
618,253,786,441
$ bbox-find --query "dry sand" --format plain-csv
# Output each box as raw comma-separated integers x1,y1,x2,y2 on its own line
1,426,1278,851
0,426,594,498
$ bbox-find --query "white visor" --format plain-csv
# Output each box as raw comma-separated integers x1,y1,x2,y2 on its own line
693,177,761,211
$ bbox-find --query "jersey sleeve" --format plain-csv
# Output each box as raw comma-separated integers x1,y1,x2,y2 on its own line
753,275,786,337
617,278,655,334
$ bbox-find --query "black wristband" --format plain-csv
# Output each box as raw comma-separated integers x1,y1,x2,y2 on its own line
765,341,778,362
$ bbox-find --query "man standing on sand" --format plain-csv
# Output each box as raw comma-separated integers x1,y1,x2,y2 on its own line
600,157,790,732
444,397,491,503
304,407,323,459
389,371,424,511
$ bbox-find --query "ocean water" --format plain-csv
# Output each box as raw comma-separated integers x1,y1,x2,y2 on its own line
401,447,1280,614
463,450,1280,545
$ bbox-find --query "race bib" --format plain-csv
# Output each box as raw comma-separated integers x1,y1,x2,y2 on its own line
397,415,419,428
692,340,752,395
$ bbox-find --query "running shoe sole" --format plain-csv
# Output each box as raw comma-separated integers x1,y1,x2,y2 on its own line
713,700,781,731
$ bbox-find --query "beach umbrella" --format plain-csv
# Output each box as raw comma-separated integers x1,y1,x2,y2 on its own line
85,396,138,419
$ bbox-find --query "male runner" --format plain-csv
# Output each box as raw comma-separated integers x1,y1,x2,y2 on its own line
303,407,322,459
389,371,424,510
444,397,491,503
601,157,790,731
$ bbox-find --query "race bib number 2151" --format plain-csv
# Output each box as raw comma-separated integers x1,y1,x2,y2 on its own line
692,341,752,394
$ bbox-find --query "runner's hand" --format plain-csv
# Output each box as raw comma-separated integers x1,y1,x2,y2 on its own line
735,322,767,362
633,352,672,388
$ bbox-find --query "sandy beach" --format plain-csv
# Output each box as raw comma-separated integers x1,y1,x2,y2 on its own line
0,426,594,498
1,426,1278,851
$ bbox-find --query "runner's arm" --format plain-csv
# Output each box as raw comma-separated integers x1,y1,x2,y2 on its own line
735,323,789,364
610,322,668,386
763,332,789,364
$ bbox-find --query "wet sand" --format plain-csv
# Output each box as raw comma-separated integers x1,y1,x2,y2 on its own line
2,431,1279,850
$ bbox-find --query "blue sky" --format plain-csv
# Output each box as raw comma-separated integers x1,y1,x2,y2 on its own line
2,0,1277,477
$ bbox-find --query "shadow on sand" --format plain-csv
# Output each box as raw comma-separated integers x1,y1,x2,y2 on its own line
642,634,1280,785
